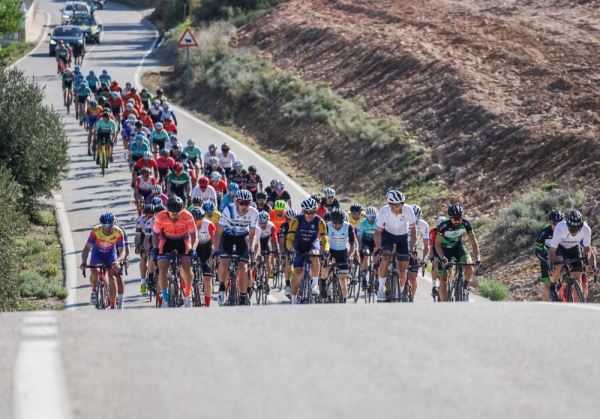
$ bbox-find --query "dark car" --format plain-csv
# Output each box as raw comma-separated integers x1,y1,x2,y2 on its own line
69,13,102,43
48,26,85,56
92,0,105,9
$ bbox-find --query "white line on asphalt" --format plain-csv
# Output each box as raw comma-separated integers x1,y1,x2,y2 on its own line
539,302,600,312
13,314,73,419
53,193,79,310
8,11,51,70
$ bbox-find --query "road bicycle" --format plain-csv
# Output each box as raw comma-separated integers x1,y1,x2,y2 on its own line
252,253,269,305
443,259,479,302
271,252,284,292
323,258,345,304
82,263,110,309
296,252,322,304
220,252,250,306
380,251,400,302
96,135,111,176
166,250,184,308
363,249,377,303
550,258,591,303
191,254,204,307
347,255,361,303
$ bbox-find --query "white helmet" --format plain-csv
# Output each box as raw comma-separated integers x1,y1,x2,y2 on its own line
323,187,336,198
210,171,221,182
386,190,405,204
151,184,162,194
258,211,270,223
235,189,253,201
187,138,194,147
365,206,377,218
301,198,317,211
233,160,244,169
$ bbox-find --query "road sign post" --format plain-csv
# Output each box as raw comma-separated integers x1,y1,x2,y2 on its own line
178,28,199,79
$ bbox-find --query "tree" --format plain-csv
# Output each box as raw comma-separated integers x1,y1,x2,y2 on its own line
0,68,69,213
0,0,23,37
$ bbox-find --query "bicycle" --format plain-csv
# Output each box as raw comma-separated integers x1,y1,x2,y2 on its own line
166,250,184,308
82,264,110,309
296,252,322,304
323,258,345,304
347,255,361,303
96,136,111,176
443,259,479,302
363,249,377,304
550,258,589,303
191,254,204,307
252,254,269,305
220,253,250,306
272,252,284,292
380,251,400,302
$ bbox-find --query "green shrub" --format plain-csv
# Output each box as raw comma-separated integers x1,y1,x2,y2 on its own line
193,0,281,22
478,279,508,301
19,270,64,299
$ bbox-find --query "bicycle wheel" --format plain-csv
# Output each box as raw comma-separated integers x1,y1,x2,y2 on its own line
454,274,464,302
96,283,103,309
168,274,179,308
571,278,585,303
389,272,398,302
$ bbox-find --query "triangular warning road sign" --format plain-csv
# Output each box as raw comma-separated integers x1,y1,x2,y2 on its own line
178,28,199,48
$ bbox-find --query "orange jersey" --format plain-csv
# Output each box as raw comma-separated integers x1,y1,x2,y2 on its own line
152,209,196,253
269,209,287,234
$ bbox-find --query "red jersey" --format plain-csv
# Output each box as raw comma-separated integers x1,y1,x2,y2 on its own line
133,157,158,172
210,179,227,194
316,207,327,218
163,121,177,134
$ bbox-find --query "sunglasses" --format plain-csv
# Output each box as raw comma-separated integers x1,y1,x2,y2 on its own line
238,201,251,207
168,211,181,217
304,210,316,215
391,203,404,208
451,216,462,222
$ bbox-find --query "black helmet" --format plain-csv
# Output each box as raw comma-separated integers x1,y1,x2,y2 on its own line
143,204,154,215
256,191,267,200
190,206,205,221
349,203,362,213
166,195,184,213
248,165,257,173
154,203,166,213
221,142,230,151
329,208,345,224
548,208,564,223
447,202,463,217
191,196,203,205
565,209,583,233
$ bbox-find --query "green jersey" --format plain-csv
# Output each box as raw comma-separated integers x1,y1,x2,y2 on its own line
437,219,474,248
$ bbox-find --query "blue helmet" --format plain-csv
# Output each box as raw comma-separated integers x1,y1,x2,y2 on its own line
228,182,239,193
202,201,215,213
151,197,163,206
99,212,115,227
89,70,95,76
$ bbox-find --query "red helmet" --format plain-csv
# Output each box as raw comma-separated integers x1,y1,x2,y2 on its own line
174,162,184,173
199,176,209,187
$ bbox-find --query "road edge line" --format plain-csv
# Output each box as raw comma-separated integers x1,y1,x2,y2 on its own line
9,11,51,70
53,193,78,310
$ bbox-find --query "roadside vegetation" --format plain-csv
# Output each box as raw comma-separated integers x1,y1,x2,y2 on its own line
0,69,69,311
478,279,508,301
0,41,35,66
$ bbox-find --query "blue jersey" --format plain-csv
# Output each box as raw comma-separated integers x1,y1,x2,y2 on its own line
129,142,150,156
357,218,377,240
327,221,355,251
86,75,100,89
77,86,93,98
219,193,235,212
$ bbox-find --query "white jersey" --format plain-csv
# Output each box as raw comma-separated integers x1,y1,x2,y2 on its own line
135,215,147,231
137,175,156,192
408,219,430,247
143,216,155,249
376,204,416,236
191,184,217,203
203,152,218,167
217,150,237,169
219,204,258,236
549,221,592,249
258,221,276,239
197,219,215,245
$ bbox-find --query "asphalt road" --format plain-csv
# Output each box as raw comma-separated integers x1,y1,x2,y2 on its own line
1,1,599,419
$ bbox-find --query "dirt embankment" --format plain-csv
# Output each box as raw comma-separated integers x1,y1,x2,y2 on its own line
235,0,600,212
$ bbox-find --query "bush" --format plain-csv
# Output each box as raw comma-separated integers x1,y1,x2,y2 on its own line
0,68,69,213
193,0,281,22
478,279,508,301
0,0,23,36
19,270,65,299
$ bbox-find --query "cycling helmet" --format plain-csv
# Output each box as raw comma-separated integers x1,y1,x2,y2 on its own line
323,187,336,198
199,176,209,187
436,216,448,227
140,167,151,175
80,80,89,87
233,160,244,170
202,201,215,213
161,101,169,110
110,91,118,98
154,203,165,213
274,200,287,212
166,195,184,213
548,208,564,223
228,182,239,193
171,140,180,150
248,165,257,173
151,184,162,194
565,209,584,233
447,202,464,217
130,87,137,94
187,139,195,147
365,206,377,218
285,209,298,219
311,194,321,204
126,103,134,110
156,87,164,95
159,149,169,156
143,151,152,161
256,191,267,200
210,171,221,182
274,180,285,191
208,156,219,166
102,110,110,118
90,99,97,106
192,196,203,206
349,203,362,213
412,204,422,220
74,65,80,72
235,189,253,201
190,206,205,221
329,208,345,224
89,70,95,76
258,211,270,223
153,100,160,107
208,143,217,151
99,212,115,227
155,122,163,130
301,198,318,211
102,69,108,75
151,197,163,206
221,142,230,151
179,151,189,161
323,212,331,222
270,179,279,189
386,190,405,204
174,162,184,173
143,204,154,215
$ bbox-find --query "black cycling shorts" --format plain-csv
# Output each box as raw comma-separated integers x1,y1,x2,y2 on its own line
556,245,583,272
63,80,73,90
260,237,272,254
78,96,88,104
380,230,409,261
196,241,214,275
111,105,121,116
219,233,249,260
360,237,375,258
330,249,349,273
158,238,189,260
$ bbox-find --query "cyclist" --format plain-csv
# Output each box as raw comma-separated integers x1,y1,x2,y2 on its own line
110,80,122,94
407,204,430,301
162,116,178,135
217,143,236,178
429,216,447,298
434,203,481,302
286,198,329,304
61,67,75,105
202,200,221,226
219,182,239,212
184,139,203,178
133,151,158,181
267,180,291,208
321,208,357,302
75,80,93,125
204,156,225,178
99,69,111,86
123,87,142,109
71,41,84,65
55,40,70,73
128,133,150,164
86,99,103,155
548,209,596,302
155,87,168,104
246,165,263,199
86,70,99,95
148,100,162,124
135,204,155,295
269,200,288,234
257,211,279,291
373,190,417,302
228,160,249,188
150,122,170,156
279,208,297,298
123,102,139,121
209,171,228,206
138,110,154,131
213,189,259,306
107,91,124,129
140,88,153,111
255,191,271,213
152,196,197,308
203,143,218,168
159,101,178,125
191,207,216,307
357,206,377,289
191,176,217,204
535,209,564,301
134,167,157,214
94,110,118,164
145,184,168,206
80,212,126,309
166,162,192,203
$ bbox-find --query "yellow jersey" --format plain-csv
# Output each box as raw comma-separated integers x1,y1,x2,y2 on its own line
207,210,221,226
347,210,366,228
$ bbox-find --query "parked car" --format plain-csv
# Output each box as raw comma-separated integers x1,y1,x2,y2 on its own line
61,1,93,25
92,0,105,9
48,26,85,56
70,13,102,44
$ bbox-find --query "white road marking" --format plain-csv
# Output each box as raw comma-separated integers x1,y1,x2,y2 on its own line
53,193,79,310
539,302,600,312
13,314,73,419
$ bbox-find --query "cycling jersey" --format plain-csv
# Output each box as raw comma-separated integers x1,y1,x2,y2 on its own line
549,221,591,250
86,75,99,90
437,219,474,248
245,174,262,195
152,209,196,253
219,193,235,212
535,224,554,255
87,225,125,254
269,209,287,234
167,172,191,194
259,221,277,240
135,175,157,192
327,221,355,251
219,204,259,236
133,157,158,173
206,211,221,226
159,109,177,125
210,179,228,195
95,119,117,134
62,71,74,82
56,46,69,59
150,129,170,144
376,205,416,236
286,215,329,252
145,193,168,206
156,156,175,171
99,74,111,85
197,219,216,245
347,211,366,228
256,203,272,213
76,85,93,98
148,106,161,123
228,170,249,188
407,219,430,248
267,190,291,207
203,152,218,168
217,151,236,169
184,146,202,162
191,185,217,203
107,96,123,114
321,199,340,212
357,218,377,240
163,120,177,134
129,142,150,157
